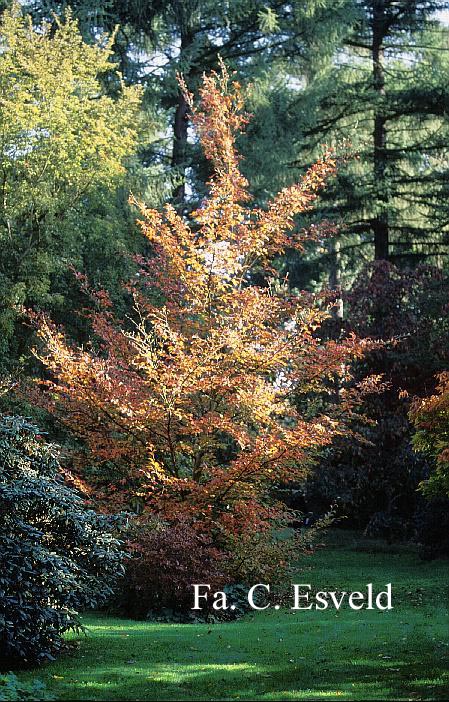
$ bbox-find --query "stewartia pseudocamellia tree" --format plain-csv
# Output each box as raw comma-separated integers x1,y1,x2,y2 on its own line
30,65,376,579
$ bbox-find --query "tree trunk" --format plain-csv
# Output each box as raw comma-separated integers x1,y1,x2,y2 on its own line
172,88,189,204
329,237,343,402
171,28,194,206
372,0,389,260
329,237,343,322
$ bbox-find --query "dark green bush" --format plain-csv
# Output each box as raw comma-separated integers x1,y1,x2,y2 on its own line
0,416,126,664
415,498,449,559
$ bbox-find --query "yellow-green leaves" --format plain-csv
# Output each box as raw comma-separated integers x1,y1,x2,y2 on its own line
0,3,142,221
0,2,142,357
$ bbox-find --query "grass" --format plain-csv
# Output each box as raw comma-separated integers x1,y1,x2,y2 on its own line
17,531,449,700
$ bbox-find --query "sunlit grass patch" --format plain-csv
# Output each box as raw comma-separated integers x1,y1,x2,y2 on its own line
15,530,449,701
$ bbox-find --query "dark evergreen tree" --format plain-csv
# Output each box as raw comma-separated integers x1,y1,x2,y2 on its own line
287,0,449,278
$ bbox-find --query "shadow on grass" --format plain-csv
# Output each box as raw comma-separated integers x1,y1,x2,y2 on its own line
17,534,449,701
50,656,449,701
44,615,449,701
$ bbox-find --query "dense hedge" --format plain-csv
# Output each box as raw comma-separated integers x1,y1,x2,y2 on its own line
0,416,126,664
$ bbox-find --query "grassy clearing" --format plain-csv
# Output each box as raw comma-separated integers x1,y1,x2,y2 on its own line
16,531,449,701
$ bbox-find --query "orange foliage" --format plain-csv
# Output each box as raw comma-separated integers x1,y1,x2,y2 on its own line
30,65,375,539
410,371,449,497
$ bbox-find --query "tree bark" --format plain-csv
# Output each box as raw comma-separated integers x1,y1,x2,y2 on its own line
372,0,389,260
329,237,343,402
171,27,194,206
329,237,343,322
172,88,189,204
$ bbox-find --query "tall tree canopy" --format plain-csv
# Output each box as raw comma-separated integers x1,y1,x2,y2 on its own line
286,0,449,283
0,4,142,367
25,0,355,207
21,1,449,276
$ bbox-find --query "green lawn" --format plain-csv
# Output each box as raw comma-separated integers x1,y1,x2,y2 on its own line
18,531,449,700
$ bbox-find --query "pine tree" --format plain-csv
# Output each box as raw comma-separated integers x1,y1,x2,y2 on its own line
288,0,449,273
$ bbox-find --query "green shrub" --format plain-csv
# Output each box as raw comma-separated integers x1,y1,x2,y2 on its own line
0,416,126,664
0,673,54,701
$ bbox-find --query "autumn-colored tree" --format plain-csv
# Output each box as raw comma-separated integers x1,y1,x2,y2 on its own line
30,65,375,581
410,372,449,498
